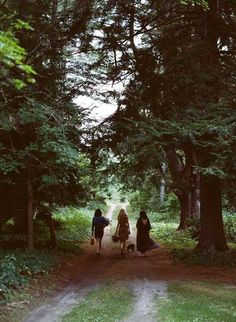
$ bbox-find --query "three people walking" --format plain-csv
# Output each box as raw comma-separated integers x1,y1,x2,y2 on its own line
91,207,158,256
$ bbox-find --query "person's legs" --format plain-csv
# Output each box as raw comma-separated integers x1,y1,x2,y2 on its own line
120,241,127,256
98,238,102,254
120,241,123,253
95,238,99,253
95,228,103,255
96,238,100,255
123,240,126,252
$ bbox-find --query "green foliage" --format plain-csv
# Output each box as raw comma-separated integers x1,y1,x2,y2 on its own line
0,255,25,299
124,204,137,221
150,208,236,266
150,207,236,251
53,207,91,252
172,248,236,267
0,0,99,245
157,194,180,222
14,19,33,31
150,208,236,267
180,0,209,9
127,191,180,224
0,0,235,257
0,99,95,228
185,216,201,239
120,196,126,203
85,199,108,214
0,156,21,175
129,185,160,213
0,251,56,302
33,220,50,246
223,212,236,243
157,281,236,322
92,0,236,224
0,26,36,89
151,222,196,249
61,282,134,322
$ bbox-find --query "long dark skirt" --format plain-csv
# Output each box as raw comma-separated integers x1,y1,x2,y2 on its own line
137,233,156,253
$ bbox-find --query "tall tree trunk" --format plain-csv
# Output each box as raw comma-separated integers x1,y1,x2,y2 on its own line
27,161,34,250
176,190,192,230
191,172,200,218
160,177,165,205
160,163,166,205
196,175,228,251
164,147,194,229
196,0,228,251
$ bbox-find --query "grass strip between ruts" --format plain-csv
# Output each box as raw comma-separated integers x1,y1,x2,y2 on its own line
61,281,134,322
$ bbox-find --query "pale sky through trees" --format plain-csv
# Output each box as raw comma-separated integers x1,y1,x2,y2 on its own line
93,103,117,119
74,81,123,121
74,95,117,120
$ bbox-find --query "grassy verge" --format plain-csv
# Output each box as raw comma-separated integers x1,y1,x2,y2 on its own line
0,250,90,322
172,248,236,267
0,250,57,304
125,204,138,221
0,206,96,321
101,203,109,216
0,273,59,322
61,282,134,322
53,207,92,253
151,222,196,249
156,281,236,322
151,222,236,266
0,250,59,322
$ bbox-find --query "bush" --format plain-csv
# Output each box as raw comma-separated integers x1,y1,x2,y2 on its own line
34,219,51,246
185,217,201,240
172,248,236,267
85,199,108,214
53,207,91,252
128,186,160,212
151,222,196,249
157,193,180,222
0,251,56,302
129,192,180,223
223,212,236,242
0,255,25,300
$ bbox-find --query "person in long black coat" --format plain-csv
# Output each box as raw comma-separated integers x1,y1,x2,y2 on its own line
136,210,157,254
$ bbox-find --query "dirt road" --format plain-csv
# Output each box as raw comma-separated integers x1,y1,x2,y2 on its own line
23,203,236,322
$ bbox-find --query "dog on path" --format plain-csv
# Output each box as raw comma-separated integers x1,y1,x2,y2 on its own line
127,243,135,258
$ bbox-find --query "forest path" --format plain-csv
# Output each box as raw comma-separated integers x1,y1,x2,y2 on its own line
23,203,236,322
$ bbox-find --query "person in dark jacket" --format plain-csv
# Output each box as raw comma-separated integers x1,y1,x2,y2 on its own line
91,208,109,255
136,210,158,255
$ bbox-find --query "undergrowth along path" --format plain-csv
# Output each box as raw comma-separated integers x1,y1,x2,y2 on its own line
23,203,236,322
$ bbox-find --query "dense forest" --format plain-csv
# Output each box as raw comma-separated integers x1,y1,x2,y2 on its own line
1,1,236,318
0,0,236,256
